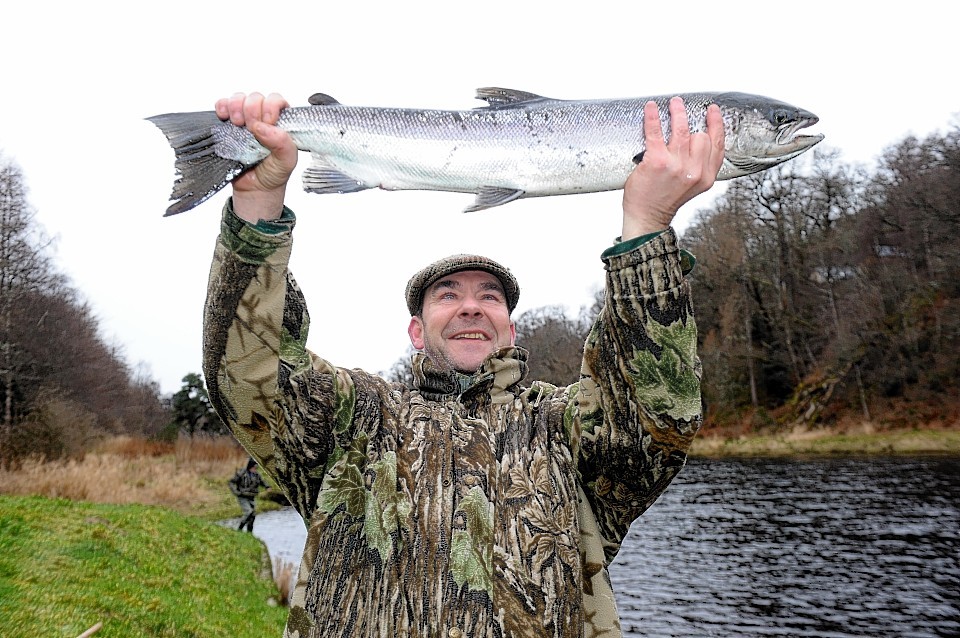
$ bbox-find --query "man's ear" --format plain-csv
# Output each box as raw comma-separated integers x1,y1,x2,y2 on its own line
509,321,517,346
408,316,425,349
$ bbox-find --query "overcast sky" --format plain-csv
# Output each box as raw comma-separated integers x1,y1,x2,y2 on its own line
1,2,956,395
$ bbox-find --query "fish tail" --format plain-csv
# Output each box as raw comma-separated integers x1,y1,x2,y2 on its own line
146,111,245,216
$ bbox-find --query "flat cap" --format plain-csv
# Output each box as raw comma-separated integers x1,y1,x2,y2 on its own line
405,254,520,316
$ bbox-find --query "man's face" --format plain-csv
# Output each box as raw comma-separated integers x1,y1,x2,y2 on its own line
408,270,516,374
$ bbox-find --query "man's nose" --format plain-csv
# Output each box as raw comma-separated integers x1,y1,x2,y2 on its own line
458,296,483,316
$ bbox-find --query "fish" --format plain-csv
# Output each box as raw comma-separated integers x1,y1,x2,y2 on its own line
147,88,823,216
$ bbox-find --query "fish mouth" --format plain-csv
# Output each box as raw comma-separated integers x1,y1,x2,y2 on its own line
722,112,825,178
776,115,825,152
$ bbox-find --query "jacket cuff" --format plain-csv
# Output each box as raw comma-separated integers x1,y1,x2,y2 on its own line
601,231,665,259
220,197,297,263
602,228,696,278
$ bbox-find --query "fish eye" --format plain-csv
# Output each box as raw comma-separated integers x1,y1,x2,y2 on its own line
772,109,790,126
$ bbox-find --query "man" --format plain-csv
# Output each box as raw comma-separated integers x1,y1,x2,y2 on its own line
203,91,724,638
228,457,269,532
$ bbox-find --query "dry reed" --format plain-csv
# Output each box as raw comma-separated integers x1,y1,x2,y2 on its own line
273,557,297,606
0,435,250,515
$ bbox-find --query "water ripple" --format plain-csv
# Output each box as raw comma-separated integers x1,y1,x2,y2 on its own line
611,456,960,637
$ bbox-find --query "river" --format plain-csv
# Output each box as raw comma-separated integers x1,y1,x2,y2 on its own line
230,456,960,637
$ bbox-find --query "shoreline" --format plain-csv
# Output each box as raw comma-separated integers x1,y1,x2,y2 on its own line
690,426,960,458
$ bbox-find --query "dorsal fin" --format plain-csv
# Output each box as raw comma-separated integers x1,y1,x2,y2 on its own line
474,87,549,108
307,92,341,106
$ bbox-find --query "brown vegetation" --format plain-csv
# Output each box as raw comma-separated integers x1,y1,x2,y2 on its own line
0,435,250,516
273,557,297,606
684,132,960,434
1,433,298,605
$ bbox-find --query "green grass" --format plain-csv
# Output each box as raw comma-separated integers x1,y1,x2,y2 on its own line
0,495,288,637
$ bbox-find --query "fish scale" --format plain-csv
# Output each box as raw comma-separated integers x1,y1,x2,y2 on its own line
148,88,823,216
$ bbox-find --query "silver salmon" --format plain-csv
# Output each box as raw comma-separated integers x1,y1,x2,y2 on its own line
147,87,823,216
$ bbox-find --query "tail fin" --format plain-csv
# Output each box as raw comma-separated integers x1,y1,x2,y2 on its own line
147,111,245,216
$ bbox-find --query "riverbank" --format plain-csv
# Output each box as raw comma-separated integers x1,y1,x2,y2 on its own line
691,425,960,457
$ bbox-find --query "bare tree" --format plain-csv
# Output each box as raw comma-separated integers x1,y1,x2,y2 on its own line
850,122,960,408
0,153,171,464
515,305,589,386
383,346,416,386
0,155,59,431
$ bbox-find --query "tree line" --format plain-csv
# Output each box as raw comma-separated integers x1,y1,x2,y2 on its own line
685,125,958,431
3,118,957,465
0,154,169,466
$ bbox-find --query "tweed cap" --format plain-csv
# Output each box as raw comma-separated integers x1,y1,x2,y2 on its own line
405,254,520,315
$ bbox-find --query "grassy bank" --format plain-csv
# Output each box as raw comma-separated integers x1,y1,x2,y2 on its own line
691,426,960,457
0,494,287,638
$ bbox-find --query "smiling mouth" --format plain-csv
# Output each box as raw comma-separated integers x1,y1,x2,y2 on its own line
452,332,489,340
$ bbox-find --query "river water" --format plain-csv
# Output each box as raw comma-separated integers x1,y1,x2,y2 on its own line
232,456,960,637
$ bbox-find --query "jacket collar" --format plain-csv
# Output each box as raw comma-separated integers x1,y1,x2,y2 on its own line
411,346,529,402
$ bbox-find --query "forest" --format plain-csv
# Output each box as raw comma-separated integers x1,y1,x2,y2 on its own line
684,134,959,434
2,119,957,464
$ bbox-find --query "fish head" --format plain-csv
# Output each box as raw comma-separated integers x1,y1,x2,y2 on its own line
715,92,824,179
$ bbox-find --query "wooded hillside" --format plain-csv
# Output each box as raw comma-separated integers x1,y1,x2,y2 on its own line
685,127,958,432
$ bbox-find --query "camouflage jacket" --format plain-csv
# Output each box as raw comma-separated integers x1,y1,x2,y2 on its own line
203,203,702,638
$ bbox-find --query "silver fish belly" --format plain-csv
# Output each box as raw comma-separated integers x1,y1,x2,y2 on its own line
148,88,823,216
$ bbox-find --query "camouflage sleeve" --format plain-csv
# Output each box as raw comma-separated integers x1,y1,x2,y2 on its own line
202,201,367,520
573,227,702,561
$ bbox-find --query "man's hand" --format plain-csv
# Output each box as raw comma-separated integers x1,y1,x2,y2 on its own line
621,97,725,239
215,92,298,223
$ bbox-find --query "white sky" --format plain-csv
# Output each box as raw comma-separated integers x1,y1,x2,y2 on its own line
1,2,956,395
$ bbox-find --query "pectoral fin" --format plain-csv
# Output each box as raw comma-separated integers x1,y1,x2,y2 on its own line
463,187,525,213
302,155,372,194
